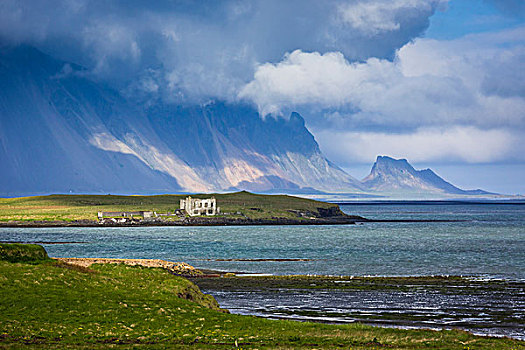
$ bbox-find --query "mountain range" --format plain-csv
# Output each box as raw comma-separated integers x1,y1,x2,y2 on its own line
0,46,494,198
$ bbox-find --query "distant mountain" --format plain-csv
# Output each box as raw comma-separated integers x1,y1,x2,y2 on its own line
362,156,493,196
0,45,363,196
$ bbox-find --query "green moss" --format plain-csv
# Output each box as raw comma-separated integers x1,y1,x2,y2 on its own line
0,243,51,263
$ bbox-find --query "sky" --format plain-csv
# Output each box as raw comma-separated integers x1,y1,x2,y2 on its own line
0,0,524,194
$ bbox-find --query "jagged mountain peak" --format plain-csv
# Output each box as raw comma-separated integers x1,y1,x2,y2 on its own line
370,156,412,172
376,155,406,163
362,156,493,196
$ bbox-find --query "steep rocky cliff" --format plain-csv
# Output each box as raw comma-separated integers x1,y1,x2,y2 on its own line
0,46,362,196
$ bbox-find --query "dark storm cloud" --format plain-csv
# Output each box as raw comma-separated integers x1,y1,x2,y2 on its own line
0,0,445,102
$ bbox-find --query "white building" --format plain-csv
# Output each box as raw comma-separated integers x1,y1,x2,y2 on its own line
180,196,219,216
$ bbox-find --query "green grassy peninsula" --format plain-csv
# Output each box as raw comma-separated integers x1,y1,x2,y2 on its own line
0,191,357,225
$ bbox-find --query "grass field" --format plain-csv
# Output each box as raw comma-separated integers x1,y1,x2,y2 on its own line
0,191,340,222
0,244,523,349
1,257,524,349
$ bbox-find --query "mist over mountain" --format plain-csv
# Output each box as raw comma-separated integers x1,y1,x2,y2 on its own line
362,156,493,196
0,46,362,196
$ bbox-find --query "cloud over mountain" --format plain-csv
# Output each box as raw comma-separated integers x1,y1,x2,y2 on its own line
241,27,525,128
315,127,522,164
240,26,525,165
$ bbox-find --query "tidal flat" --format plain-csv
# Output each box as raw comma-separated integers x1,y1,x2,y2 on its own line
189,274,525,340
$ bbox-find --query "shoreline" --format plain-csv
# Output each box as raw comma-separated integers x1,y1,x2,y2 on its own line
0,216,466,228
2,258,522,349
54,257,202,276
23,256,525,341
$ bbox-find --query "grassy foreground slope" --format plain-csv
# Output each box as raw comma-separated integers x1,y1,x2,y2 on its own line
0,246,523,349
0,191,342,222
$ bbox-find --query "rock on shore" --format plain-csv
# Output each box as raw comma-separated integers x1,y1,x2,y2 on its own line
55,258,202,276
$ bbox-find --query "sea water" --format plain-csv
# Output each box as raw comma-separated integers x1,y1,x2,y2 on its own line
2,202,524,280
1,202,524,339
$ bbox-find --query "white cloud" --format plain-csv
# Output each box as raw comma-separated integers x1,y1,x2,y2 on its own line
315,127,522,165
82,22,142,75
240,27,525,130
337,0,447,36
240,48,431,117
239,27,525,164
